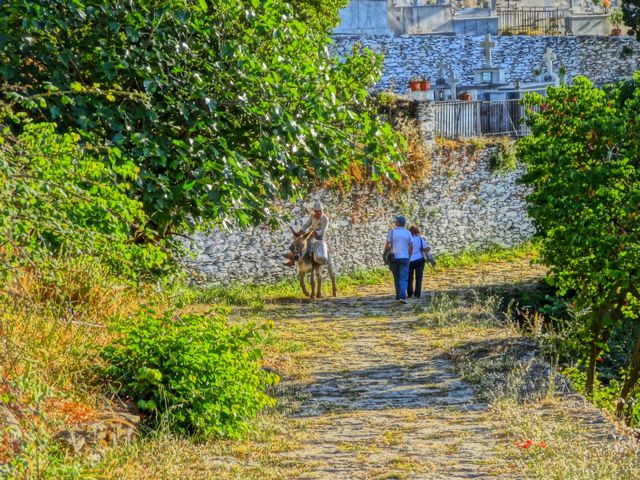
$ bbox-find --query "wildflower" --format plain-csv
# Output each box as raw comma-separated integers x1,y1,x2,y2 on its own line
515,439,534,449
538,441,548,448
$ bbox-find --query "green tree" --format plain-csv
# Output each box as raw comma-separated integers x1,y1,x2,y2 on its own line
518,76,640,410
0,0,402,239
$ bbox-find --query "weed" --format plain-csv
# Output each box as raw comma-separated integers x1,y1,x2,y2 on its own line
488,137,517,173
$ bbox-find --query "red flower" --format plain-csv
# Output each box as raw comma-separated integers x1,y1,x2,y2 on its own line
597,356,604,363
538,441,548,448
515,439,534,449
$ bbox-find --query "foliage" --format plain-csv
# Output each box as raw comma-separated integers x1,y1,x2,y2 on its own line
562,367,640,423
621,0,640,40
518,75,640,417
101,307,277,438
0,121,166,277
289,0,350,32
0,0,403,238
610,7,625,29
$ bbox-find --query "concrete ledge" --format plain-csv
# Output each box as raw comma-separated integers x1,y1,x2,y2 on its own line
453,16,499,35
566,14,610,36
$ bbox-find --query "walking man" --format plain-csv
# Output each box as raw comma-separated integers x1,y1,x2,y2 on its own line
384,215,413,304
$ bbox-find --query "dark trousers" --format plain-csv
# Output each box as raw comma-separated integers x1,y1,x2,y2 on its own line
408,258,426,298
389,258,410,300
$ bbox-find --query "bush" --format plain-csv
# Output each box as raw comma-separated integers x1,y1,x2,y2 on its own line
101,308,277,438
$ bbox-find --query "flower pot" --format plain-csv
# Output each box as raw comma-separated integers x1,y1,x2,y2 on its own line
459,92,472,101
409,79,421,91
611,27,622,36
419,79,431,91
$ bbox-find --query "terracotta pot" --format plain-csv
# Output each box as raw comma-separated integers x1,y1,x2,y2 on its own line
419,79,431,91
459,92,472,101
611,27,622,36
409,79,421,91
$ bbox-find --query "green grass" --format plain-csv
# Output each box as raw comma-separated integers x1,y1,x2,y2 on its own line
185,242,538,309
434,241,538,270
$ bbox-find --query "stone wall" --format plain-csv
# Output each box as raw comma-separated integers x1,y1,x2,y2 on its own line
187,146,535,284
332,35,640,90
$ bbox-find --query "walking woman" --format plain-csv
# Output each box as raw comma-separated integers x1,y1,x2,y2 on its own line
408,225,426,298
384,215,413,304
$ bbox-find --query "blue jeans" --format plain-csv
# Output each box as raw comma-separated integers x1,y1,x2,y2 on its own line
390,258,410,300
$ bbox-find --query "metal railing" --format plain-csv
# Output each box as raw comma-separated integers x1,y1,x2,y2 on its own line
497,7,569,35
433,99,530,138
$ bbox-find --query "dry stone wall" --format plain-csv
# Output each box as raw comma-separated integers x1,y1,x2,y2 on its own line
187,146,535,284
332,35,640,90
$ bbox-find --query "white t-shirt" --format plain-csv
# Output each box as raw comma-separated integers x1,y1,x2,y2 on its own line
386,227,412,260
410,235,425,262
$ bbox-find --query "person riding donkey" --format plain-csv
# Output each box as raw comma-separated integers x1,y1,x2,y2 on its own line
285,200,329,268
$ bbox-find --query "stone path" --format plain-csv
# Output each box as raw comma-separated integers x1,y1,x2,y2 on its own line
269,259,548,479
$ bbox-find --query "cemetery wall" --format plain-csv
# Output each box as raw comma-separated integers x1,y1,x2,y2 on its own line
331,35,640,90
186,145,534,284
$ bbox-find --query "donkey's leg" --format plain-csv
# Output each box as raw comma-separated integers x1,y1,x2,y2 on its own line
309,269,316,299
315,268,323,298
299,271,310,297
328,258,337,297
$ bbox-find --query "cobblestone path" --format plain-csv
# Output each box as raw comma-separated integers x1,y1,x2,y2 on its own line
269,259,548,479
109,257,639,480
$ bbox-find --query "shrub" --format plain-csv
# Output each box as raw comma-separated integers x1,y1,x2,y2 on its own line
101,308,277,438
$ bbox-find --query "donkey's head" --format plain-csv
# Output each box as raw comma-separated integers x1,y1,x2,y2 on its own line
287,226,314,262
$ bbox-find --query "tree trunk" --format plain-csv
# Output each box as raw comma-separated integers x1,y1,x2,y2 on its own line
616,332,640,421
586,341,599,396
585,314,603,396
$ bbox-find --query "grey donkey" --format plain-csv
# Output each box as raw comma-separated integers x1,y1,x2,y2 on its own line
285,227,337,298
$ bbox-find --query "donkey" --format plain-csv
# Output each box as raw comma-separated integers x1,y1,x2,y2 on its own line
285,227,337,298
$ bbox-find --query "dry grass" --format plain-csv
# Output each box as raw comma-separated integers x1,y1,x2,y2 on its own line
394,116,432,186
489,398,640,479
8,246,636,480
2,259,143,401
102,412,307,480
408,280,640,479
0,258,153,478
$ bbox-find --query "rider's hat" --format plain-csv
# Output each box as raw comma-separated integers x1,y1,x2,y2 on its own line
313,200,323,211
